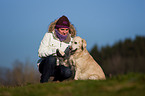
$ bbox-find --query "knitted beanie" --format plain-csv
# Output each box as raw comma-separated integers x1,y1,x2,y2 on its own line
55,15,70,29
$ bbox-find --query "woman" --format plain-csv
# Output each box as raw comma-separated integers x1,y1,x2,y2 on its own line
38,15,76,83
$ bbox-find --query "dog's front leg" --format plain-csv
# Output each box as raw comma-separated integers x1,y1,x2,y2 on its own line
69,56,74,66
74,70,78,80
74,68,81,80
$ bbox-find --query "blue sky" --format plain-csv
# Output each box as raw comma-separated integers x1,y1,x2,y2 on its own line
0,0,145,68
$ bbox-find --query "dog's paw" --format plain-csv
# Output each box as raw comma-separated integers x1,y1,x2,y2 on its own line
74,76,78,80
89,76,98,80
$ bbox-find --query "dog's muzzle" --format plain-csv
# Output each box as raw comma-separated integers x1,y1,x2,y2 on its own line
71,48,77,54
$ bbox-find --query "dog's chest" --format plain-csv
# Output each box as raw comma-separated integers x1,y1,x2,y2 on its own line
75,58,87,71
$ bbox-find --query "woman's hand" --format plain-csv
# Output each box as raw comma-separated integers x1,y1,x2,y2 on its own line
56,49,65,57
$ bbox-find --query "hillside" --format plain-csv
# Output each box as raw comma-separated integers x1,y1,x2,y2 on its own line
0,73,145,96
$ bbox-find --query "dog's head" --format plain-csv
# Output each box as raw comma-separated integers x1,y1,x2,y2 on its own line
71,36,87,54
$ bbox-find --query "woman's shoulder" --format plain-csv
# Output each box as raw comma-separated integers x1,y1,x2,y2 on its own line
45,32,53,35
41,32,53,41
44,32,53,37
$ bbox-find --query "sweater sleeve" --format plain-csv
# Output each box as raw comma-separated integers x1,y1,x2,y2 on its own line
38,33,56,57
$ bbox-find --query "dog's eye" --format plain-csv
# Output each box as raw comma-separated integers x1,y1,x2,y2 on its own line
74,42,77,44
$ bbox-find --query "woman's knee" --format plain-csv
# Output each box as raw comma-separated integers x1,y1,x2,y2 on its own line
39,56,56,73
65,68,72,78
61,66,72,79
45,55,56,64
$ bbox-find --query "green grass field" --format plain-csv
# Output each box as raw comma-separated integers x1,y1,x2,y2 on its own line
0,73,145,96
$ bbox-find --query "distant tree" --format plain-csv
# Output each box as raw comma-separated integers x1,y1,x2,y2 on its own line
89,36,145,76
90,44,101,64
133,36,145,57
100,45,112,60
0,60,40,86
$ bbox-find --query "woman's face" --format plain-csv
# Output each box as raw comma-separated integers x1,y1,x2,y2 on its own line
58,28,69,36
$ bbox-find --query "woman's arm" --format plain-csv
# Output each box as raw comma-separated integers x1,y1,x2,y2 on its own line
38,33,56,57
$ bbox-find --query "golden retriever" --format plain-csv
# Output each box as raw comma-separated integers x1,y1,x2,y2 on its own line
70,36,106,80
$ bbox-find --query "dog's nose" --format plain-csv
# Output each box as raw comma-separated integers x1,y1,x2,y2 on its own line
69,46,72,50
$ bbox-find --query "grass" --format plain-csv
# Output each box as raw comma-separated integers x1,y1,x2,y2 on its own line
0,73,145,96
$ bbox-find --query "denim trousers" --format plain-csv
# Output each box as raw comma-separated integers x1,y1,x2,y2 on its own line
39,55,72,83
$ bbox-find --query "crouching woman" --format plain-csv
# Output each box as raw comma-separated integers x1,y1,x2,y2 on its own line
38,15,76,83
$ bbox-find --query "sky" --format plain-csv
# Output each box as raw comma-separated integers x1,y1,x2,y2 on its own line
0,0,145,68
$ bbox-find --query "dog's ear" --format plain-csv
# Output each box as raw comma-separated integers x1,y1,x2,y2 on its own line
81,39,87,50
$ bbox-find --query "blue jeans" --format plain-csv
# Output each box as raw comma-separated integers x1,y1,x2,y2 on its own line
39,55,72,83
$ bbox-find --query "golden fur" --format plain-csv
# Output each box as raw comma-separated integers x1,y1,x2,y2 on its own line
70,36,106,80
